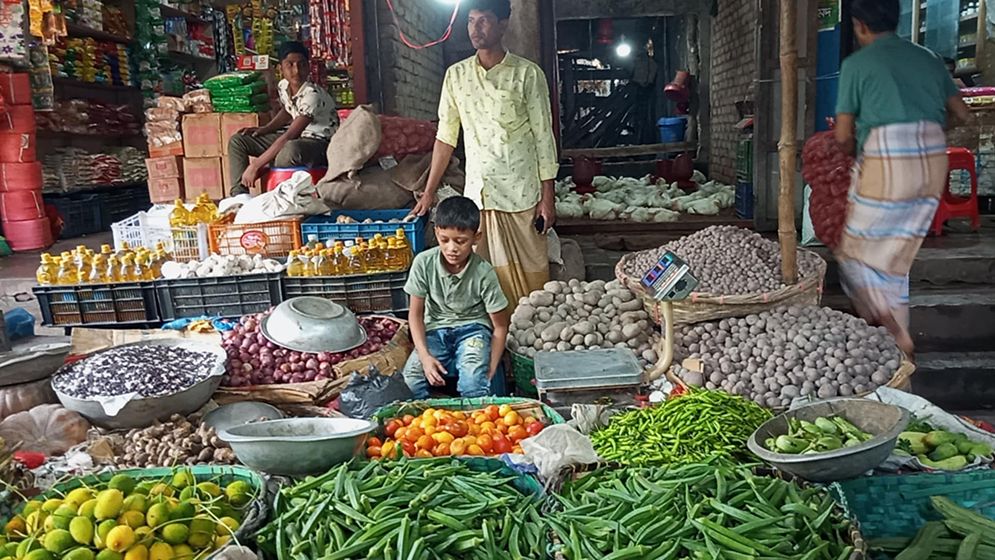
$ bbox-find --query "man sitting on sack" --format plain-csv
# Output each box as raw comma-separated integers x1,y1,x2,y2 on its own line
228,41,339,196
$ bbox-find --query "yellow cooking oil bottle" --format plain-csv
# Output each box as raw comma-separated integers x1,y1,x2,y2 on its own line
286,250,305,277
170,199,193,227
118,254,138,282
135,251,154,280
384,238,403,271
154,241,173,261
100,244,113,258
113,241,133,260
309,248,325,277
394,229,413,269
56,252,78,285
89,255,111,283
35,253,58,285
191,193,214,224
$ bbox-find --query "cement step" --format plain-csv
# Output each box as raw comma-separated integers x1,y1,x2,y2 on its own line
911,351,995,412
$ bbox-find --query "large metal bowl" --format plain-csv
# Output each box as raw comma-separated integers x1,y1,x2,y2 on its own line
218,417,375,475
203,401,285,433
52,339,226,430
260,297,366,353
748,398,910,482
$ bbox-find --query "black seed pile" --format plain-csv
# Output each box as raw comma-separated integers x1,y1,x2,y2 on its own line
52,345,218,398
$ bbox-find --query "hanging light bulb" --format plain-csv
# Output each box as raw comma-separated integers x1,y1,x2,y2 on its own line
615,41,632,58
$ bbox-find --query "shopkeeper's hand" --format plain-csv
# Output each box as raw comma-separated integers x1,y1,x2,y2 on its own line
238,127,261,137
419,353,447,387
535,184,556,234
411,189,437,217
241,164,262,188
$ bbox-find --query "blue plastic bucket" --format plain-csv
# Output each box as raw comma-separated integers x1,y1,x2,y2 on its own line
657,116,688,143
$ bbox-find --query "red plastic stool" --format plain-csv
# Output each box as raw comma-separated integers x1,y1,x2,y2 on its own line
930,147,981,236
264,166,328,192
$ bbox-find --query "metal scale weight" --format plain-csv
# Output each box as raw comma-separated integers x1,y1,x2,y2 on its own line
532,251,698,406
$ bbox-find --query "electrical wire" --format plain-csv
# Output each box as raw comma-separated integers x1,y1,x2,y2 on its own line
383,0,461,49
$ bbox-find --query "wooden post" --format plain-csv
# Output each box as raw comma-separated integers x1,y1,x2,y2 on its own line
778,0,798,284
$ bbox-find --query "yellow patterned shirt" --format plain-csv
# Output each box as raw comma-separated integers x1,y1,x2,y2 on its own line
437,52,559,213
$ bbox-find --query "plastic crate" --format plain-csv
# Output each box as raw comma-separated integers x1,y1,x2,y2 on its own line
208,214,302,258
33,282,159,326
46,193,104,238
301,210,428,254
155,272,283,320
111,211,210,262
735,181,754,220
510,350,538,398
101,184,152,227
282,272,408,315
736,137,753,182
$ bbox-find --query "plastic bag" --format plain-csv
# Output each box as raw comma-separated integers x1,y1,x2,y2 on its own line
205,71,262,89
339,365,414,419
4,308,36,341
234,171,329,224
520,424,601,480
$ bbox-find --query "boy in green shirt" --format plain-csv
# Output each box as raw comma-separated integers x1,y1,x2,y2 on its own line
402,196,510,398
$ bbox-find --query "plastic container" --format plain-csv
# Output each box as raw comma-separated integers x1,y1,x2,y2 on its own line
2,217,53,251
657,116,688,143
46,193,104,238
736,181,754,219
0,190,45,221
111,210,210,262
0,161,42,191
509,351,538,398
33,282,160,326
533,348,643,391
281,272,409,315
0,132,35,163
154,272,283,320
301,210,429,254
209,214,302,258
264,166,328,192
101,184,151,226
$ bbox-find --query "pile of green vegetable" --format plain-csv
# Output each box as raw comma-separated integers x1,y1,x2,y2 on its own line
256,458,546,560
549,462,856,559
591,389,772,465
896,418,993,471
871,496,995,559
764,416,873,455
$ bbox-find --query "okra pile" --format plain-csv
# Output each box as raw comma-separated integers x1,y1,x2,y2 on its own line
591,389,772,465
256,458,546,560
550,462,855,559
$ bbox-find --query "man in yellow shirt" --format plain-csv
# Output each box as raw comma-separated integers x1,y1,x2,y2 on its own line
410,0,559,305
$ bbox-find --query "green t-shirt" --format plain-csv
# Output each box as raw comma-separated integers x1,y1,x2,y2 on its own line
404,247,509,331
836,34,959,152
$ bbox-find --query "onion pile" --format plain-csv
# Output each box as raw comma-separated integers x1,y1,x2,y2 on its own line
221,314,401,387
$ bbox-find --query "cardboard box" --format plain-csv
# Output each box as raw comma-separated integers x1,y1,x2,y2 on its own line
236,55,270,70
220,113,262,155
145,156,183,180
182,157,224,200
149,141,184,158
181,113,222,158
221,154,263,195
148,177,185,203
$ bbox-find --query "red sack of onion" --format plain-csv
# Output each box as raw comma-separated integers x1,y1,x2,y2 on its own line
374,116,437,160
802,130,854,250
221,313,401,387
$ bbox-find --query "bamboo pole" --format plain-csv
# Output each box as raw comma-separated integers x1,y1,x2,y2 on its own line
778,0,798,284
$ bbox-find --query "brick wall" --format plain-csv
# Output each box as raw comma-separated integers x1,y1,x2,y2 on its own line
709,0,755,183
376,1,451,120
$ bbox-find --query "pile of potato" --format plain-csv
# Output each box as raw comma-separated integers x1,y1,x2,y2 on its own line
672,305,904,408
101,413,236,468
621,226,823,295
508,280,660,365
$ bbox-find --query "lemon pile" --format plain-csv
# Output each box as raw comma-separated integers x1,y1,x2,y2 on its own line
1,471,254,560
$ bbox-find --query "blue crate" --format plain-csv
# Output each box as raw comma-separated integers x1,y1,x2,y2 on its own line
301,210,429,254
735,182,754,220
45,193,105,238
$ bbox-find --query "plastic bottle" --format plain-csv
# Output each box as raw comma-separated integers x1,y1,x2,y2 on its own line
89,255,110,283
306,234,319,251
309,249,325,277
150,250,166,279
384,238,401,271
366,235,384,273
170,199,193,228
108,256,122,282
36,253,57,285
100,244,114,258
57,252,78,285
286,250,305,277
119,255,140,282
114,241,134,261
136,252,156,280
154,241,173,261
394,229,413,269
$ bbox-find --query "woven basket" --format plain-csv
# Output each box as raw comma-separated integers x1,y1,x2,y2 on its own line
829,468,995,539
615,248,828,326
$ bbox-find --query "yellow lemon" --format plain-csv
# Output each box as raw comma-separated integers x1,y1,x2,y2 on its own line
194,483,220,499
118,511,145,530
69,516,95,545
94,550,123,560
145,504,170,529
123,544,148,560
106,526,137,553
122,495,148,514
214,518,239,536
148,543,172,560
170,545,193,560
64,488,95,510
94,490,124,521
40,499,63,514
41,530,74,554
62,549,95,560
78,499,98,519
160,524,188,547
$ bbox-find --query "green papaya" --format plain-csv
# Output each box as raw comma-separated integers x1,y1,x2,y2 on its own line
929,442,960,462
924,430,957,448
918,455,969,471
898,432,929,454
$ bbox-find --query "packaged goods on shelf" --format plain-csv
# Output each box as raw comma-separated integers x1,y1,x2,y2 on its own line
41,147,147,192
48,36,133,87
35,99,140,136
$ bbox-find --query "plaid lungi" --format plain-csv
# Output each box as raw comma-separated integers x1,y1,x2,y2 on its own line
835,121,947,332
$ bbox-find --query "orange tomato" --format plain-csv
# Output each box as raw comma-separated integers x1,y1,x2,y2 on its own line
492,435,513,454
381,440,396,458
496,423,509,434
433,431,455,444
422,408,437,419
498,404,513,417
466,444,484,456
411,418,424,431
523,415,538,425
463,435,477,446
366,446,382,458
385,420,402,437
480,421,497,434
452,411,467,421
526,421,543,437
484,405,500,421
401,441,415,456
416,435,434,450
405,427,424,442
394,427,408,442
508,425,528,441
471,412,488,425
503,411,522,426
367,436,383,448
433,410,447,421
415,449,433,458
422,415,438,428
451,420,469,437
450,438,467,455
468,425,480,437
433,442,451,456
476,434,494,453
402,414,415,426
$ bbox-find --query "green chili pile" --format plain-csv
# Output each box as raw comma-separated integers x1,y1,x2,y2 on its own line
549,462,855,559
591,389,773,465
256,458,546,560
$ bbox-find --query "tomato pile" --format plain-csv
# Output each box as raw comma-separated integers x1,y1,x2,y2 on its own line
367,404,546,459
801,130,854,250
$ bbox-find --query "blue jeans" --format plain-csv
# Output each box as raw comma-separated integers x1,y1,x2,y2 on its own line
402,323,505,399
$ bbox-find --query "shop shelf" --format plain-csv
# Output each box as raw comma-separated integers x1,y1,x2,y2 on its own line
33,282,159,327
45,193,105,238
301,210,428,254
281,272,409,315
155,273,283,320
